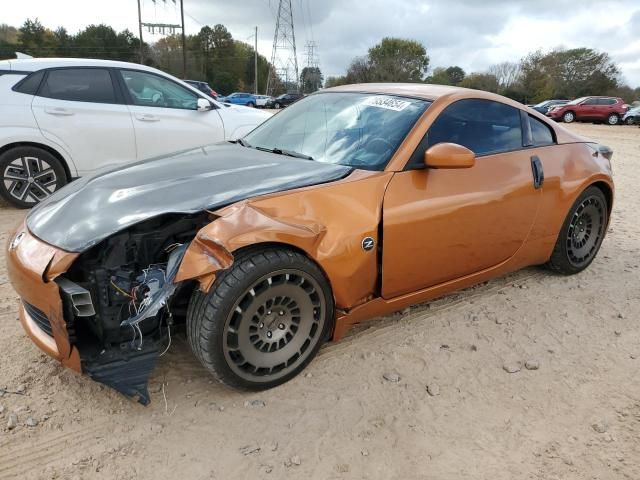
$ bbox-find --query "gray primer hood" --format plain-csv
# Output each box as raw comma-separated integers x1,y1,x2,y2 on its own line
27,143,352,252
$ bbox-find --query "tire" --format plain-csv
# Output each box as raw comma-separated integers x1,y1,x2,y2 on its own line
562,111,575,123
247,102,255,108
607,113,619,125
187,247,334,390
546,186,608,275
0,146,68,209
625,117,635,125
274,102,281,109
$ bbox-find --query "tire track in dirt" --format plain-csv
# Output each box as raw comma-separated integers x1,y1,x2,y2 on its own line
0,421,111,479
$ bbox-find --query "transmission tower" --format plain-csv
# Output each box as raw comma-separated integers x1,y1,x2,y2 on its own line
266,0,299,95
302,41,321,92
304,41,319,69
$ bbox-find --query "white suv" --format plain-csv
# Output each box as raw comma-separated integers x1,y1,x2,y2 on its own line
0,58,272,208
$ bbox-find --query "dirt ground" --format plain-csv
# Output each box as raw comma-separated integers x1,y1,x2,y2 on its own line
0,123,638,480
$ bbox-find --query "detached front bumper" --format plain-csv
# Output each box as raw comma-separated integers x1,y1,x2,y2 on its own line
6,223,81,371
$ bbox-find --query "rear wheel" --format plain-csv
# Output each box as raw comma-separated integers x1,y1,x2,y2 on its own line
546,186,608,275
607,113,619,125
563,111,575,123
0,146,67,208
187,247,334,390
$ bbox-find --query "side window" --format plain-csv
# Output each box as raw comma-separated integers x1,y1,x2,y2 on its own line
426,99,523,156
120,70,198,110
13,70,45,95
604,98,616,105
529,115,555,146
39,68,116,103
583,98,599,105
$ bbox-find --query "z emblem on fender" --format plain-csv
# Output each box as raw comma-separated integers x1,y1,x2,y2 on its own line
361,236,375,252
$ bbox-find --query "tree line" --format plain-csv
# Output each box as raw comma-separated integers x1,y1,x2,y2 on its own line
325,37,640,104
0,19,324,96
2,20,637,103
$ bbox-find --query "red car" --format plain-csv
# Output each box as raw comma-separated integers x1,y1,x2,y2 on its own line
547,96,627,125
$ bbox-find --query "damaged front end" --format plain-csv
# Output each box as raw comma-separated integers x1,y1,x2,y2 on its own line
54,213,211,404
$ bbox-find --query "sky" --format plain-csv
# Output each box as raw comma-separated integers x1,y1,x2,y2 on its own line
4,0,640,86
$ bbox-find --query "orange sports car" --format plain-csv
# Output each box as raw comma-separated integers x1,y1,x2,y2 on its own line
7,84,614,404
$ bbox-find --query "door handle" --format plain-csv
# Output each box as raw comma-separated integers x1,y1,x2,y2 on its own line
135,114,159,122
44,107,74,116
530,155,544,189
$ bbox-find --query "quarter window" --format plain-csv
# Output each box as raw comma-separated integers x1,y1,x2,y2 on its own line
426,99,523,156
120,70,198,110
529,115,555,146
39,68,116,103
13,70,45,95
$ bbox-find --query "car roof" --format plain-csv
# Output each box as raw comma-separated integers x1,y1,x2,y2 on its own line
325,83,539,111
325,83,478,101
0,57,164,74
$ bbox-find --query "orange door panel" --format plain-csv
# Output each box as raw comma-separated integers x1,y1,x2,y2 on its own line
382,150,541,298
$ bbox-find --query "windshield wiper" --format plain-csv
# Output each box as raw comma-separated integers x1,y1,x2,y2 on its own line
254,146,314,161
234,138,251,148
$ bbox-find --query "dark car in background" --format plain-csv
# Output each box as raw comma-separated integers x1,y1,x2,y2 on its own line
185,80,218,99
530,99,569,114
265,92,304,109
547,96,628,125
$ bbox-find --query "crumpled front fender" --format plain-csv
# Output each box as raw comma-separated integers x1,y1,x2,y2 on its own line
174,202,327,290
174,170,394,310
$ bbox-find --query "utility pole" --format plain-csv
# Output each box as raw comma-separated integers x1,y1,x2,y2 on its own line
266,0,299,95
179,0,186,79
137,0,144,63
138,1,184,72
254,26,258,95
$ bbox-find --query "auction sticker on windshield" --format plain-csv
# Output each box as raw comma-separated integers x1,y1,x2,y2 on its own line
362,96,411,111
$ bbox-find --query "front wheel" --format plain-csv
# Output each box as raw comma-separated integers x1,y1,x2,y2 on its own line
546,186,608,275
607,113,619,125
563,111,575,123
625,116,635,125
187,247,334,390
274,102,281,109
0,146,68,208
247,102,255,108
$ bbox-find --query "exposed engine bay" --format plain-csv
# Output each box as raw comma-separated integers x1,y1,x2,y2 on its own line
57,213,211,404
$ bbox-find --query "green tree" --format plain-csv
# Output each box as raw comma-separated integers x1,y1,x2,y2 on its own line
519,48,620,102
427,67,451,85
300,66,323,93
325,76,348,88
346,56,372,83
459,73,500,92
445,66,465,85
367,37,429,82
428,66,465,85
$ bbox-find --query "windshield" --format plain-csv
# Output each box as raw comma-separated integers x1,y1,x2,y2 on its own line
244,92,430,170
568,97,587,105
534,101,550,108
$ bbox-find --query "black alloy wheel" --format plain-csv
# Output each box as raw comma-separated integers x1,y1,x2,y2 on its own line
547,186,608,275
187,248,333,389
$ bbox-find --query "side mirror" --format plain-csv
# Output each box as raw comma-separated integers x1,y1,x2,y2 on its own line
424,142,475,169
197,98,213,112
